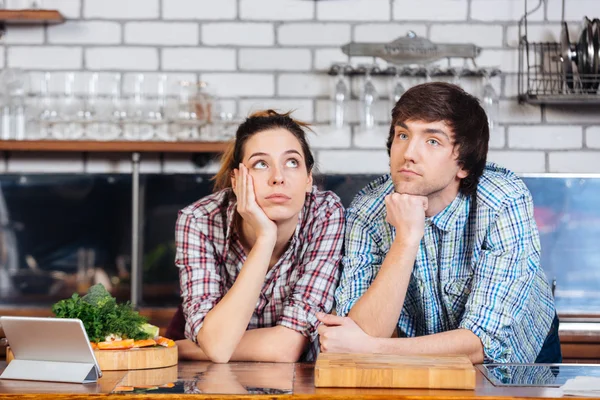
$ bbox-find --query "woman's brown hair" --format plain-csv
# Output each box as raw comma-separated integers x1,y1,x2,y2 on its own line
213,110,315,192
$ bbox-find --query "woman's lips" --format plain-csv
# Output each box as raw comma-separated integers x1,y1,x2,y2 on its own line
265,193,291,203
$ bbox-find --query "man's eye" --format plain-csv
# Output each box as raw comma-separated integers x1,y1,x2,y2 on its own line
286,159,299,168
253,161,268,169
427,139,440,146
397,133,408,140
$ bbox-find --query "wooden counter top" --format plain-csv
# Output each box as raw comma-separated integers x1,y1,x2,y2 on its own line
0,360,575,399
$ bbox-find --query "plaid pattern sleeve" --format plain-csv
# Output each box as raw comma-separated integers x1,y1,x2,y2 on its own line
175,209,223,343
459,190,552,363
277,193,345,342
334,205,384,317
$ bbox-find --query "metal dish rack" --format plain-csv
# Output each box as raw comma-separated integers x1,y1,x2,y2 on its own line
518,0,600,104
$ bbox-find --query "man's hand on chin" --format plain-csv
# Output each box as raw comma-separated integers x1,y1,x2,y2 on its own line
316,312,376,354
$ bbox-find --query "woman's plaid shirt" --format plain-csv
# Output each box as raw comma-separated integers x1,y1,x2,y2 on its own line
175,187,345,361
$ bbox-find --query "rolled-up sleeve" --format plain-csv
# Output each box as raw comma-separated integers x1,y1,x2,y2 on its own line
459,192,552,363
175,210,223,342
335,206,383,317
277,200,345,342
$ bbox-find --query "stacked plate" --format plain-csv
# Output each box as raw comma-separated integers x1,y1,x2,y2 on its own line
561,17,600,93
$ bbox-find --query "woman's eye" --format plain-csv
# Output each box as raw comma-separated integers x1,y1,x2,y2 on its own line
253,160,268,169
286,159,299,168
427,139,440,146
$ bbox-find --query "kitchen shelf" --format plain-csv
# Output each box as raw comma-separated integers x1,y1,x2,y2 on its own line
0,9,64,24
0,140,230,153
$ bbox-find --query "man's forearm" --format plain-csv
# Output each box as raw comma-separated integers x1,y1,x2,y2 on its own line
371,328,485,364
348,240,418,338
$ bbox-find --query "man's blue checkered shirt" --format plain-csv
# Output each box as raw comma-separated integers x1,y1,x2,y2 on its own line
335,162,556,363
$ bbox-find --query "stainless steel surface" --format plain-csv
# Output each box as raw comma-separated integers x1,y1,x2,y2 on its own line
341,32,481,65
130,152,140,308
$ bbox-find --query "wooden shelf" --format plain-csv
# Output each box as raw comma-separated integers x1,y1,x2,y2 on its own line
0,140,230,153
0,9,64,24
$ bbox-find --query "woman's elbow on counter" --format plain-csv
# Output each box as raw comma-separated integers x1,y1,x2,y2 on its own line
196,328,233,364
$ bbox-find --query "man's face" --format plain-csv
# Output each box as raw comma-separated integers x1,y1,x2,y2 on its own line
389,119,468,198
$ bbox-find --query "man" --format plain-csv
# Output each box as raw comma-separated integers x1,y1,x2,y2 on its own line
317,82,560,364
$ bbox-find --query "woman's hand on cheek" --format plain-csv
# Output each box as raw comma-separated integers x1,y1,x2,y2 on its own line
235,163,277,243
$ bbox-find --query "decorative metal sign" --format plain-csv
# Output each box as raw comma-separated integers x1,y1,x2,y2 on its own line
341,31,482,65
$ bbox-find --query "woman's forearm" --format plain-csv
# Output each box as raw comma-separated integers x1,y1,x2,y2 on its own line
181,325,307,363
197,237,275,363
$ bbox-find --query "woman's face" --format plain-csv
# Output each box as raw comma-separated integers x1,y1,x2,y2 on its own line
238,128,313,222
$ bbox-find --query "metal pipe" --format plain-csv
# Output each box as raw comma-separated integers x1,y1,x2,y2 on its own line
131,152,141,307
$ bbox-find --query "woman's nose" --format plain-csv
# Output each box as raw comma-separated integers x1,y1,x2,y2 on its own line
270,167,284,185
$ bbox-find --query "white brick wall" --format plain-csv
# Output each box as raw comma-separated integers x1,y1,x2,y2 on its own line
314,49,348,70
4,26,44,44
546,0,600,22
317,0,390,22
318,150,389,173
125,22,199,46
393,0,468,21
430,25,503,47
8,47,82,69
354,24,427,42
278,74,330,97
471,0,544,22
0,0,598,174
487,151,546,173
162,48,236,71
239,99,313,121
240,0,314,21
163,0,237,20
239,49,312,71
278,24,351,46
48,22,121,45
308,126,352,149
84,0,159,19
201,73,275,97
586,127,600,149
203,23,274,46
86,48,159,71
549,152,600,173
508,126,583,149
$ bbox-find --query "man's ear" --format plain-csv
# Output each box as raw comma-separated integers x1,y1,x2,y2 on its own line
457,167,468,179
306,171,314,193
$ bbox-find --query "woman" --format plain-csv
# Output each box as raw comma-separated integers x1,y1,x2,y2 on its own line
168,110,344,363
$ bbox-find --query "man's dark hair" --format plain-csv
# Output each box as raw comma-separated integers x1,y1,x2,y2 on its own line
386,82,489,196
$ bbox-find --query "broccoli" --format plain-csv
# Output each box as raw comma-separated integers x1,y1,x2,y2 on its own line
82,283,113,307
52,284,151,343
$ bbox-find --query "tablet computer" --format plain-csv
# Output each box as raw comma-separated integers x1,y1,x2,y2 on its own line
0,316,102,383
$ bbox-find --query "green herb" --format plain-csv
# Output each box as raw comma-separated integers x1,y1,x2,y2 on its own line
52,284,151,343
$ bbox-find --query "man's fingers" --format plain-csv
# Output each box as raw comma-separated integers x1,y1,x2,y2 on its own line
316,312,346,326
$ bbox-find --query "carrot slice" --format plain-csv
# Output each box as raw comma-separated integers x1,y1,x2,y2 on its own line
133,339,157,348
156,336,175,348
90,342,98,350
97,339,135,350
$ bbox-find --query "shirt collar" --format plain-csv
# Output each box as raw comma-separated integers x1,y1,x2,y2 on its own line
428,192,467,232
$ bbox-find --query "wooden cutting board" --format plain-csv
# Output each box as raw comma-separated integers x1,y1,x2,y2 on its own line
314,353,476,390
7,345,178,371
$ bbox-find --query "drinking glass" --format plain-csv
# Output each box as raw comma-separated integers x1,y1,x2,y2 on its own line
331,64,349,129
481,70,499,133
359,65,378,131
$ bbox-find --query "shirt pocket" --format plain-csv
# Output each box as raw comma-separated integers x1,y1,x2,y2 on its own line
442,276,473,327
